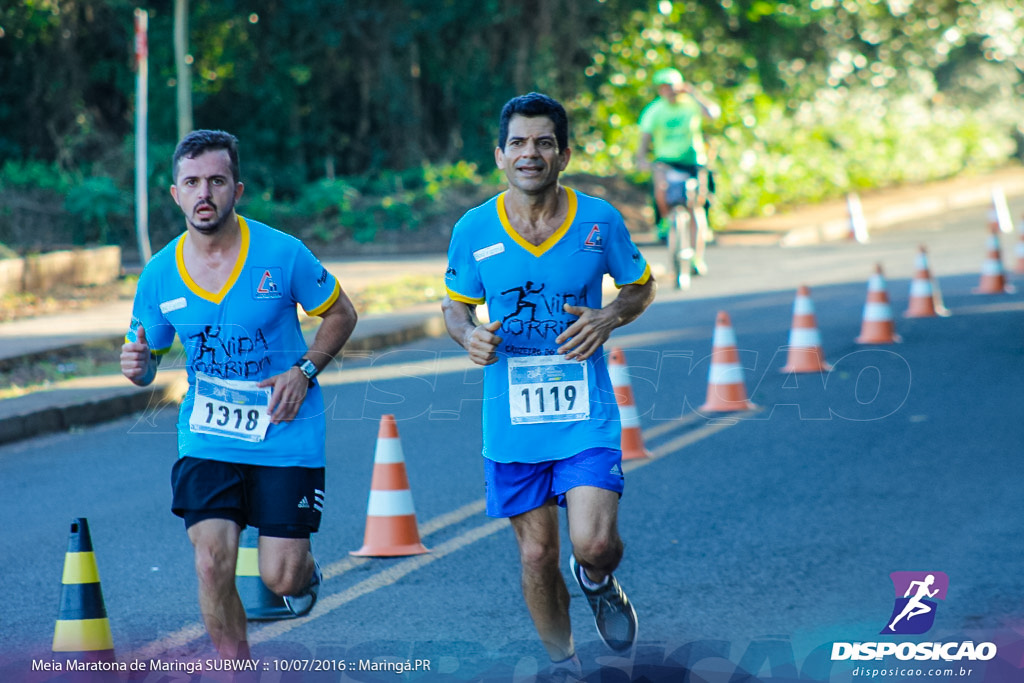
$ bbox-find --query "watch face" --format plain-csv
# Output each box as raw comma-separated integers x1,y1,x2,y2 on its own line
298,359,317,379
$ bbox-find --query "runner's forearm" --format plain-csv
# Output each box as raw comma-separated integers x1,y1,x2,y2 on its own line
605,278,657,329
303,293,358,370
442,297,479,350
134,353,160,386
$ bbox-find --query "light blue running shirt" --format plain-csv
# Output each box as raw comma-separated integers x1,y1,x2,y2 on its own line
126,216,341,467
445,188,651,464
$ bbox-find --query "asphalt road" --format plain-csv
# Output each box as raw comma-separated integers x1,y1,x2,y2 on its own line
1,199,1022,682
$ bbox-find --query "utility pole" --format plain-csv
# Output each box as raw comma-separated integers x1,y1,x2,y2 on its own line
174,0,193,139
134,8,152,264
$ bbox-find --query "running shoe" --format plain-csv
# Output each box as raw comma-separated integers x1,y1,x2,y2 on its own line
691,258,708,276
283,560,321,617
543,653,583,682
569,556,637,653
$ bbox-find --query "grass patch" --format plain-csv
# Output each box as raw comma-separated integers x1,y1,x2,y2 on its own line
0,341,124,400
0,277,137,323
349,274,445,315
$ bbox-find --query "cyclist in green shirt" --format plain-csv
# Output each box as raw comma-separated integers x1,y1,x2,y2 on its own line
636,67,720,274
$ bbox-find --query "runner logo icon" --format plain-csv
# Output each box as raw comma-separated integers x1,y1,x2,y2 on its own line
832,571,996,662
881,571,948,635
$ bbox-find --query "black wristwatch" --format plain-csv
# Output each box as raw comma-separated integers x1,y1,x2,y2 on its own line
293,358,319,386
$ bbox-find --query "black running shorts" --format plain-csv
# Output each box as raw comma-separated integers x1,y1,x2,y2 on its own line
171,456,325,538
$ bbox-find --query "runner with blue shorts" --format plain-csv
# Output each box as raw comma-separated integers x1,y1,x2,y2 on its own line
443,93,656,678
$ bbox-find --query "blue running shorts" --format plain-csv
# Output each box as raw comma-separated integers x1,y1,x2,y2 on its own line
484,447,624,518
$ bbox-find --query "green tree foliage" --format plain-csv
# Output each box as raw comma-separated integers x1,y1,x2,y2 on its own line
133,0,638,192
570,0,1024,217
1,0,1022,248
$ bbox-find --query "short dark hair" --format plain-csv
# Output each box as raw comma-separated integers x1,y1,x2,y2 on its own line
172,129,240,184
497,93,569,152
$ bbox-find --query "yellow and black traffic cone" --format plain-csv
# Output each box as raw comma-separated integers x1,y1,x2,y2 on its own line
235,527,296,620
52,518,115,662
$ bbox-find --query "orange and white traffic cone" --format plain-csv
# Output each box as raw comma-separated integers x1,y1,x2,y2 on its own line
781,285,831,373
904,246,950,318
351,415,428,557
856,264,901,344
607,348,650,460
699,311,755,413
974,219,1014,294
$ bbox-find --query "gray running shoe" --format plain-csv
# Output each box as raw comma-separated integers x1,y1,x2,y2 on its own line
570,555,637,652
283,560,321,617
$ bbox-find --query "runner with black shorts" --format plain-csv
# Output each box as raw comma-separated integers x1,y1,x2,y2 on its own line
121,129,358,661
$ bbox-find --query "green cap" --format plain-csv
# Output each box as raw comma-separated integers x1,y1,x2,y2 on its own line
653,68,684,86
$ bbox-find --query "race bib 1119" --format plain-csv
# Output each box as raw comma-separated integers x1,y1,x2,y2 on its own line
507,356,590,425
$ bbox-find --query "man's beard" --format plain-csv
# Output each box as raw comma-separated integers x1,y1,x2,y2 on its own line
188,200,233,235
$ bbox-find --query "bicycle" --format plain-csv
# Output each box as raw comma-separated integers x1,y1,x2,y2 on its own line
657,162,712,290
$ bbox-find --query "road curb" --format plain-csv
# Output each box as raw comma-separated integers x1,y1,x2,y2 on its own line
0,314,446,447
719,166,1024,247
781,175,1024,247
342,314,447,353
0,373,189,446
0,335,124,374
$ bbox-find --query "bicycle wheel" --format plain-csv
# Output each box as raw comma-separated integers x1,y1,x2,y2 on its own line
668,205,693,290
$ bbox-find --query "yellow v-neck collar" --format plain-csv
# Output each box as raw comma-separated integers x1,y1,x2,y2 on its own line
176,216,250,304
497,187,577,257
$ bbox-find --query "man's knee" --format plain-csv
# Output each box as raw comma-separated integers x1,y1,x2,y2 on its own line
572,534,623,573
258,538,312,596
261,559,310,596
193,543,237,590
518,536,561,574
